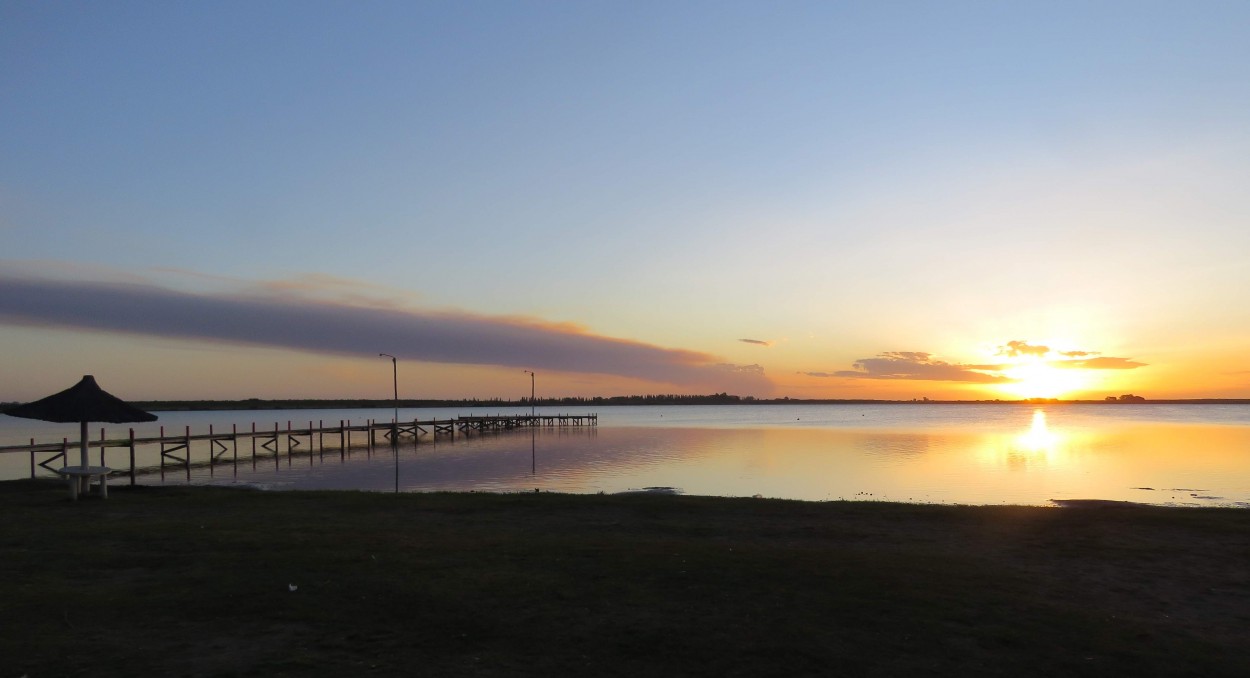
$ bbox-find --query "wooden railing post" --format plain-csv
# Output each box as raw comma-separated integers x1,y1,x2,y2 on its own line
129,428,136,486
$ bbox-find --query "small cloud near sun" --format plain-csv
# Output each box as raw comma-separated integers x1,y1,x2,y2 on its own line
831,352,1010,383
739,338,772,347
819,342,1149,390
995,340,1145,371
997,340,1050,358
1055,356,1146,370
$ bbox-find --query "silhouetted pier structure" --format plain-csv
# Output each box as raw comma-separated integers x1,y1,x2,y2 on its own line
457,414,597,431
1,413,596,484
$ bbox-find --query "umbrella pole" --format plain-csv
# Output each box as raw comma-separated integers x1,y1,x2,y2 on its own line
79,420,90,496
80,420,89,469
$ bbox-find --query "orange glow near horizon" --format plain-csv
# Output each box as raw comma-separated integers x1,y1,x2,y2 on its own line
996,360,1094,399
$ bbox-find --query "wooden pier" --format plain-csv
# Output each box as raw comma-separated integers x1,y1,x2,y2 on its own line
0,413,596,484
457,414,597,431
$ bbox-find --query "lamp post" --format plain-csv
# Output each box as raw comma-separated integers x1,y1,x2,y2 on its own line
523,370,535,417
379,353,398,425
524,370,537,475
379,353,399,493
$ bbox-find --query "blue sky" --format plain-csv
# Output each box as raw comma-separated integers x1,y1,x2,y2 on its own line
2,1,1249,401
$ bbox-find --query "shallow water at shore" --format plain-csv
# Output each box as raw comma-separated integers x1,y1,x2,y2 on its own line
3,403,1249,506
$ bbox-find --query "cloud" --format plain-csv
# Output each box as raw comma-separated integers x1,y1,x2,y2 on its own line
1054,356,1147,370
739,338,772,347
149,268,421,310
998,340,1050,357
997,341,1142,369
0,274,774,394
716,363,765,375
816,341,1147,386
834,352,1010,383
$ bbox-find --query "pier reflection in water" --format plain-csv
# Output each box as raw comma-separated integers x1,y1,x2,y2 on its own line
112,409,1250,508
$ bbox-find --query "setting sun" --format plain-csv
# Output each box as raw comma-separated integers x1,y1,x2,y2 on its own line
999,361,1091,399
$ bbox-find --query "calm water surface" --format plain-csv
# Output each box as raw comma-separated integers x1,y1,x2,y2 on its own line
2,404,1248,507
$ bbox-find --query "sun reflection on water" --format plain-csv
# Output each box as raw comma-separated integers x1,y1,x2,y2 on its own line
1015,409,1061,455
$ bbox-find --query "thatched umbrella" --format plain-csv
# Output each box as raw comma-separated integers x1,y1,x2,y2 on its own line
5,375,157,470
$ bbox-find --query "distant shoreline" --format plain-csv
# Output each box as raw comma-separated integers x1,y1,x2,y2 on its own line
6,396,1247,412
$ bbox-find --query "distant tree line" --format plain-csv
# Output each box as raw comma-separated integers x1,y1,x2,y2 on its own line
1104,394,1147,402
120,393,755,411
125,397,523,412
535,393,747,406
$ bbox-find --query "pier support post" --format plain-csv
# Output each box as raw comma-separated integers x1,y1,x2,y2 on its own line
129,429,136,486
184,426,191,481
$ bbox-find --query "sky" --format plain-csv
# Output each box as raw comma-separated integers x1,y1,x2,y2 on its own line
2,1,1249,402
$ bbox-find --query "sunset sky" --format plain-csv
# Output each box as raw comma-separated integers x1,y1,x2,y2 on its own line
2,1,1248,402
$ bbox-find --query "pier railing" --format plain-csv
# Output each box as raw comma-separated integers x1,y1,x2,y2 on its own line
0,413,596,483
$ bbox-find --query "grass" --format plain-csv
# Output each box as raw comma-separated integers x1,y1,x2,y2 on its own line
3,479,1249,676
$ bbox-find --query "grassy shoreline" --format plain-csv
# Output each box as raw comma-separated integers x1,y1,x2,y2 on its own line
3,479,1249,676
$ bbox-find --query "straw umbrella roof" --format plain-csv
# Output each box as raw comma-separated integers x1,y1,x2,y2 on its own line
5,375,157,424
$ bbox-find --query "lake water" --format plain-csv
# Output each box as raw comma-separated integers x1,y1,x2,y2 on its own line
2,403,1248,507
